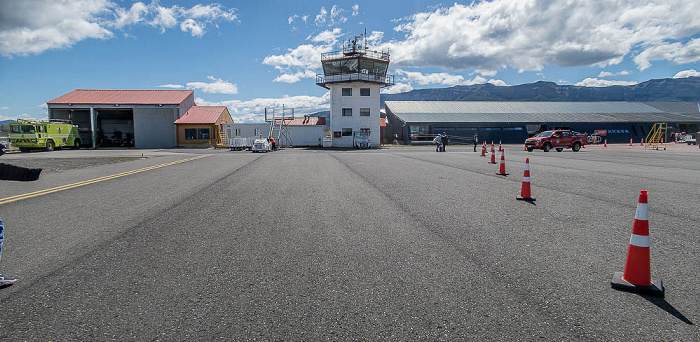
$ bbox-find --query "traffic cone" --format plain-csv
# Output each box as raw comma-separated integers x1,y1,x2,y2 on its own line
662,137,665,150
611,190,664,296
481,144,486,156
499,140,503,151
489,144,496,164
516,158,535,201
523,144,527,151
496,149,508,176
640,138,644,146
675,135,678,144
630,138,633,146
604,139,607,147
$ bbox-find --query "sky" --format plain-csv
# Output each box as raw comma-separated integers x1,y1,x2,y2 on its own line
1,0,700,123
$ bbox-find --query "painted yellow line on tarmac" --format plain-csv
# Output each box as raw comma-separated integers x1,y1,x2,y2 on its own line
0,154,211,205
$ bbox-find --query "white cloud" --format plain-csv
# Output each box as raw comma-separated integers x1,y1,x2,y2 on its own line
396,69,500,86
301,15,309,23
288,15,298,25
196,92,330,123
352,4,359,16
375,1,700,72
311,28,342,44
112,2,148,29
314,7,327,26
157,84,185,89
366,31,384,45
1,107,9,110
180,18,205,37
597,70,632,77
0,113,37,121
634,38,700,70
673,69,700,79
382,83,414,94
273,70,317,83
488,79,509,86
186,76,238,94
574,78,638,87
0,1,237,56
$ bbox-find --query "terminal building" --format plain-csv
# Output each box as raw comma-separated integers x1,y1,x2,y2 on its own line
384,101,700,144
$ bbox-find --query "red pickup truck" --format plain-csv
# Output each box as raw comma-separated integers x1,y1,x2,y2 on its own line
525,130,586,152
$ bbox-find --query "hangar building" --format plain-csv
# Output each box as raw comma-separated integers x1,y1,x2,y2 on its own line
48,89,196,148
384,101,700,144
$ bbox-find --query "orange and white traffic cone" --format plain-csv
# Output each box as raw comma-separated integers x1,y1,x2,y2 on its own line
675,135,678,144
496,149,508,176
489,144,496,164
611,190,664,296
523,144,527,151
516,158,535,201
499,140,502,151
640,138,644,146
481,144,486,156
604,139,607,147
630,138,633,146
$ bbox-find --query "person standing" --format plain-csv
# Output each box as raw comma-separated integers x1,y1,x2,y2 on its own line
440,132,448,152
433,134,441,152
473,132,479,152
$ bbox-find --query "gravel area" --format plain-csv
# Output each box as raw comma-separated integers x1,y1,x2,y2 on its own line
0,157,143,174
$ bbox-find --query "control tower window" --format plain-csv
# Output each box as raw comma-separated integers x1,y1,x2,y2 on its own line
342,88,352,96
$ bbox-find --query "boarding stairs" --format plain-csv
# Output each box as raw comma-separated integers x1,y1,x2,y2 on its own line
265,107,294,148
645,122,667,150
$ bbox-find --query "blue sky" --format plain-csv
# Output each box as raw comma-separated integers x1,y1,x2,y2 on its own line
1,0,699,122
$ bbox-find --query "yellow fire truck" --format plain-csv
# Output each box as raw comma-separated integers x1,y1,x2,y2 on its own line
9,119,82,152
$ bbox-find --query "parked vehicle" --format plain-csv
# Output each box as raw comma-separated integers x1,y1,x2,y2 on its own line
353,131,371,149
251,138,271,152
229,137,251,151
9,119,81,152
525,130,586,152
683,133,697,145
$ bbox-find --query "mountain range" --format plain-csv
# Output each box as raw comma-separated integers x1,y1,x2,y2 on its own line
379,77,700,105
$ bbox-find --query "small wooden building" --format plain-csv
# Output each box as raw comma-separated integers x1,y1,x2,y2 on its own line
175,106,233,147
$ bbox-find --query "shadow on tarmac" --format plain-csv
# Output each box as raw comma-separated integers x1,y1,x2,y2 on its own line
642,295,694,325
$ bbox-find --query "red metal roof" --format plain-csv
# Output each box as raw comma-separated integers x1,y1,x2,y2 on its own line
175,106,230,124
275,116,326,126
48,89,194,105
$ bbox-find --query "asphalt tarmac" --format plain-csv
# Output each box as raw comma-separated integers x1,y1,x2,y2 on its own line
0,145,698,340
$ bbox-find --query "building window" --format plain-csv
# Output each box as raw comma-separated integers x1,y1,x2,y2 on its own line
185,128,197,140
342,108,352,116
342,88,352,96
186,128,210,140
235,128,241,136
342,128,352,136
360,88,370,96
198,128,210,139
360,108,370,116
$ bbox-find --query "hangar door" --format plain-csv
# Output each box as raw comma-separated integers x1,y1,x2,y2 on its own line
97,109,134,147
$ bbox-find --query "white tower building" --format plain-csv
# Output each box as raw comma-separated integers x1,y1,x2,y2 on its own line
316,34,393,148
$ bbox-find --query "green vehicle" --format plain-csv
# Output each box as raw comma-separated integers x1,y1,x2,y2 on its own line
9,119,81,152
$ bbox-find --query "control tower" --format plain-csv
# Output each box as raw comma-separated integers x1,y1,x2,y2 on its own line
316,33,393,147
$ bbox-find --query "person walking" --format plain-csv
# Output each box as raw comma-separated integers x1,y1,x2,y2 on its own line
433,134,441,152
440,132,448,152
473,132,479,152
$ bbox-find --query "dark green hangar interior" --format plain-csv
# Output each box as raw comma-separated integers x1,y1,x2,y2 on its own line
383,101,700,144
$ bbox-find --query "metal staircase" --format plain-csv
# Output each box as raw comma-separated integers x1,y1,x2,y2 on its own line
645,122,667,150
216,124,228,148
265,106,294,148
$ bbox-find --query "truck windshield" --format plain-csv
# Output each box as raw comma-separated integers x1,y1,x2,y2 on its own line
536,131,553,137
10,125,36,134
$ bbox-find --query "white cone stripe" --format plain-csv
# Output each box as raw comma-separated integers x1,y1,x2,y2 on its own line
629,234,650,248
525,164,530,170
635,203,648,221
523,177,530,182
